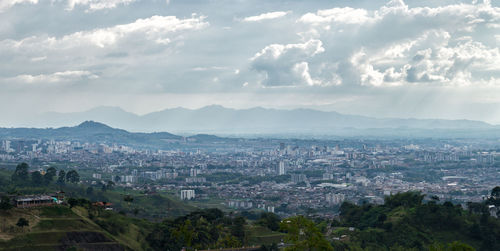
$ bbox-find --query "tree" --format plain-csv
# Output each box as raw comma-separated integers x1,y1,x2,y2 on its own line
57,170,66,185
12,163,29,185
430,195,440,201
429,241,475,251
114,175,121,183
259,243,279,251
124,195,134,204
16,218,29,228
231,216,246,244
447,241,475,251
258,212,281,231
86,186,94,195
280,215,333,251
133,208,140,216
44,167,57,185
31,171,43,186
106,180,115,190
384,191,425,209
0,196,12,210
66,170,80,183
491,186,500,198
67,198,78,208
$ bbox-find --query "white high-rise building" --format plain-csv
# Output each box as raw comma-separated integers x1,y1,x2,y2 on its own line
180,190,195,200
278,161,286,175
121,175,136,183
2,140,11,152
291,174,307,183
326,193,345,205
323,173,334,180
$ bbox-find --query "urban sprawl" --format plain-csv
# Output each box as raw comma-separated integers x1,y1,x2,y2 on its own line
1,137,498,218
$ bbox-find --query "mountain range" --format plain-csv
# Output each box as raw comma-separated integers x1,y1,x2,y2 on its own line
26,105,497,136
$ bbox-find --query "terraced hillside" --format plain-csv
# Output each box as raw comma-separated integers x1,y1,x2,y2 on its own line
0,206,147,250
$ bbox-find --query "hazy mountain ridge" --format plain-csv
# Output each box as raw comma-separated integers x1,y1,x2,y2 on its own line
0,121,184,148
30,105,495,135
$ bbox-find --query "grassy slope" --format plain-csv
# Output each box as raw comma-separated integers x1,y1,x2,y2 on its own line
0,206,152,250
245,225,284,246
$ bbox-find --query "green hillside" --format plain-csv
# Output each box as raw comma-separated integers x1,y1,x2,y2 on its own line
0,163,196,220
1,192,499,251
0,206,147,250
331,191,500,250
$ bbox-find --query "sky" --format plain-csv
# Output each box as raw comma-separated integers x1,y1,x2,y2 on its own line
1,0,500,125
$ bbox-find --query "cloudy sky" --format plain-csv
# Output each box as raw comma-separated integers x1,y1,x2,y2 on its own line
1,0,500,125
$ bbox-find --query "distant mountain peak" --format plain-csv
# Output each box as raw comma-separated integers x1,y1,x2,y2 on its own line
199,104,230,111
76,121,112,129
86,106,129,113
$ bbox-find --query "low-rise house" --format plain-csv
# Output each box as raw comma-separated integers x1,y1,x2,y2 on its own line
14,195,56,208
93,201,114,210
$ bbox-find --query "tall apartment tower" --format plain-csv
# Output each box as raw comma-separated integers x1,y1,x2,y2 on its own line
180,190,195,200
278,161,286,175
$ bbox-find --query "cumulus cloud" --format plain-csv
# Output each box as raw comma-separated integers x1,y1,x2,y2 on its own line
8,15,207,49
250,39,326,86
287,0,500,87
243,11,289,22
0,14,208,90
70,15,207,47
0,0,37,12
10,70,98,83
0,14,208,65
0,0,139,12
299,7,373,25
66,0,137,11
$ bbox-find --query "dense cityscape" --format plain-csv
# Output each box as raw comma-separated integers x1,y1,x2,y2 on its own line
2,129,498,219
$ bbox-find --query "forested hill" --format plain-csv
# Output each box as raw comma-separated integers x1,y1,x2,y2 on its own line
0,121,190,149
334,191,500,250
0,121,181,143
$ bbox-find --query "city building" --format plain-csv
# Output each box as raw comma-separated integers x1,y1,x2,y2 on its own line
14,195,55,208
278,161,286,175
291,174,307,183
326,193,345,205
180,190,196,200
186,177,206,183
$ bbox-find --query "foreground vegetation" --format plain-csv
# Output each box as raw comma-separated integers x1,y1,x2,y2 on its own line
333,190,500,250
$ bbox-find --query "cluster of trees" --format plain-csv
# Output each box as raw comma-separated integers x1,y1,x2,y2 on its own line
0,196,12,210
11,162,79,187
257,212,281,231
334,190,500,250
145,208,335,251
486,186,500,208
146,208,245,250
16,218,29,228
280,215,333,251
